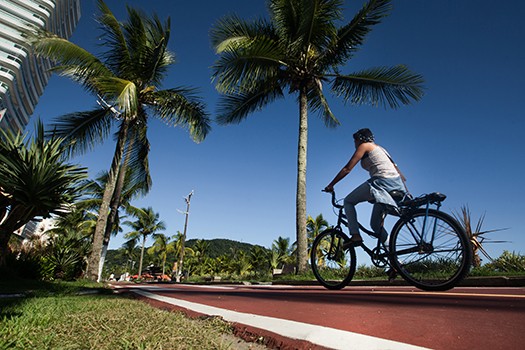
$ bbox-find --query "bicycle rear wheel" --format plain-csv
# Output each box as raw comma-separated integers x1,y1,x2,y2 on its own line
389,209,471,291
310,229,357,290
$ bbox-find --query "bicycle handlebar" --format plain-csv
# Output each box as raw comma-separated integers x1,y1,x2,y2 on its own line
323,190,344,209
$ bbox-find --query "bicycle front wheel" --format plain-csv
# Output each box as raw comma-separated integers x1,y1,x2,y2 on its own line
310,229,357,290
389,209,472,291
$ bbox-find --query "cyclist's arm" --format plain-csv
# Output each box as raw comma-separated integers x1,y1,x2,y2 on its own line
324,143,372,191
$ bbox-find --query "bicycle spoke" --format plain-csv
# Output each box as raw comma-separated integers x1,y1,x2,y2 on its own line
311,229,356,290
390,209,471,291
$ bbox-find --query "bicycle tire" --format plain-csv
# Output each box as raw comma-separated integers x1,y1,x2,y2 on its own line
310,229,357,290
389,209,472,291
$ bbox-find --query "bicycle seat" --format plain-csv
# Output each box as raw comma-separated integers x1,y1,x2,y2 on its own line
389,190,405,203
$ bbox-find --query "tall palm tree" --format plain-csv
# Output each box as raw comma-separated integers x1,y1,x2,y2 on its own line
211,0,424,272
0,122,87,267
29,0,211,280
123,207,166,278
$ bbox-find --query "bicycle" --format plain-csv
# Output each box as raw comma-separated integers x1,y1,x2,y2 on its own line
310,191,472,291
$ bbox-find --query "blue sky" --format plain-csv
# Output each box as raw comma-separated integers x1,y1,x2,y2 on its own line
31,0,524,262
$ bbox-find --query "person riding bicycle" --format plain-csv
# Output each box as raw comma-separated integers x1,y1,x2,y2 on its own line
324,128,407,245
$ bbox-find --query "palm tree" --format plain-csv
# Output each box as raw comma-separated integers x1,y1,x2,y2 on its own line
249,246,270,276
211,0,424,272
272,236,293,266
0,122,87,267
78,170,143,280
29,0,211,280
123,207,166,278
121,238,138,275
306,214,329,248
148,233,176,276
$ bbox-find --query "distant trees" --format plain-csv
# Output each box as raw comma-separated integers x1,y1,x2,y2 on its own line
124,207,166,277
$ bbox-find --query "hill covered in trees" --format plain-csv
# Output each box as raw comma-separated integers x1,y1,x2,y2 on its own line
185,238,261,258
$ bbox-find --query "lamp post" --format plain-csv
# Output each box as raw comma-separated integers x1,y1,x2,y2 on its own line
176,190,193,282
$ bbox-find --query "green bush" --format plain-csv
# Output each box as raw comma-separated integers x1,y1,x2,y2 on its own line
484,251,525,273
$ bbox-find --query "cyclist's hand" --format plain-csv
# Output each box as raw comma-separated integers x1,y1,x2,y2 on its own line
323,186,334,193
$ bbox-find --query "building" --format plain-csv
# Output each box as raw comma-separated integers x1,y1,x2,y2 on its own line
0,0,81,134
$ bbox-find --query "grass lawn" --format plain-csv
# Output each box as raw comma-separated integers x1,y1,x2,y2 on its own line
0,279,258,350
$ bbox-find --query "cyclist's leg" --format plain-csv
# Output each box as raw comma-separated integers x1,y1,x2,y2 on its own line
344,182,374,237
370,203,388,243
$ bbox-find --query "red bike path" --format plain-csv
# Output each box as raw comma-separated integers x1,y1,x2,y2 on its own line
113,283,525,350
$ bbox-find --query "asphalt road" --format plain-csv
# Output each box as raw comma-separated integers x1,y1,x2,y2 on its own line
113,283,525,350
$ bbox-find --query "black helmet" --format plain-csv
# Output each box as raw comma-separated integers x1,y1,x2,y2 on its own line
353,128,374,143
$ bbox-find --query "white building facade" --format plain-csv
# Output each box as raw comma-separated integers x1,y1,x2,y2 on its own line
0,0,81,134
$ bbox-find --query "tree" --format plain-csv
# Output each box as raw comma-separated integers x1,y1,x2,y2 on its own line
78,170,143,279
148,233,176,276
29,0,211,280
124,207,166,278
0,122,87,267
211,0,424,272
307,214,329,249
121,238,139,275
272,236,293,266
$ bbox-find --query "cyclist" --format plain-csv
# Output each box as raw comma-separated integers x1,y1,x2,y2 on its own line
323,128,407,245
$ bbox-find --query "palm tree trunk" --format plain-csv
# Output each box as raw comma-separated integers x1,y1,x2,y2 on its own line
138,234,146,278
296,87,308,273
86,121,129,280
97,137,134,281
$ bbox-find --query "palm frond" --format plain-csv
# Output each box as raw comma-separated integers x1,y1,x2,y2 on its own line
94,77,138,118
211,15,274,52
332,65,424,108
306,78,340,127
28,30,112,92
321,0,392,68
123,7,174,84
216,82,285,124
212,35,285,94
47,108,113,157
147,88,211,143
124,121,152,196
96,0,131,74
295,0,341,53
268,0,300,44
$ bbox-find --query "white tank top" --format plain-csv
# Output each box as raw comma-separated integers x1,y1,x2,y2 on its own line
360,146,398,178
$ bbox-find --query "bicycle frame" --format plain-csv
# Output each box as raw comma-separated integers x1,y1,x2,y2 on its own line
326,191,447,267
328,192,392,267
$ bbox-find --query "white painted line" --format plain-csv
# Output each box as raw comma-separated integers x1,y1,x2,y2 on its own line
133,288,430,350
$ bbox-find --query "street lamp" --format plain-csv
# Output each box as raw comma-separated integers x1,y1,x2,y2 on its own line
176,190,193,282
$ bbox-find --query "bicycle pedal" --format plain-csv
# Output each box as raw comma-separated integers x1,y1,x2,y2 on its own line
386,268,397,282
